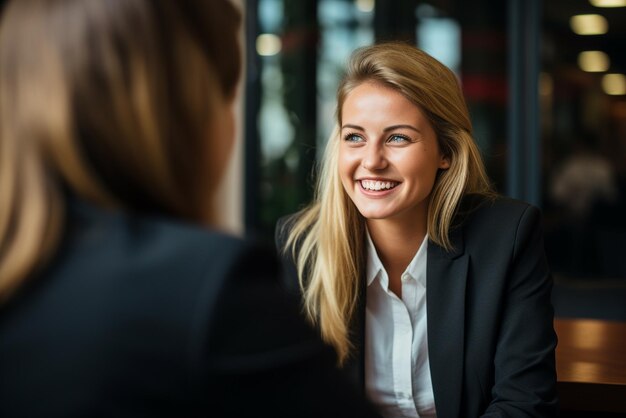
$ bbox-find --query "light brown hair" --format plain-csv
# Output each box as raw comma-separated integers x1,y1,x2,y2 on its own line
0,0,241,300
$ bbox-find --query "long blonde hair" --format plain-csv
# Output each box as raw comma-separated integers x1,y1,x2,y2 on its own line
0,0,241,301
284,42,493,364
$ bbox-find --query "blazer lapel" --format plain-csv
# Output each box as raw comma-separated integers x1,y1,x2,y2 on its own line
427,227,468,418
344,274,367,390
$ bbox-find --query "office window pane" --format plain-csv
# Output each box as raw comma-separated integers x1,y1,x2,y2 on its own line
542,0,626,319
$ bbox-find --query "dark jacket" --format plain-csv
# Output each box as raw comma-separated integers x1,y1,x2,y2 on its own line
0,200,381,418
276,196,558,418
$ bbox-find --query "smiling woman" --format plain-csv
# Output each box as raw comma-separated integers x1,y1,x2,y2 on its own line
339,82,449,230
276,42,559,418
339,82,450,298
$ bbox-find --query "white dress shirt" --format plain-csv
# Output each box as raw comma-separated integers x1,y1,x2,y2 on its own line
364,230,436,418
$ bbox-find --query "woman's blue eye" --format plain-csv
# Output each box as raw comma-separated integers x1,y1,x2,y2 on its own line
388,134,409,143
344,133,363,142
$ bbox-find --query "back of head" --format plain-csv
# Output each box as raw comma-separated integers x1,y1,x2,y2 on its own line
0,0,241,300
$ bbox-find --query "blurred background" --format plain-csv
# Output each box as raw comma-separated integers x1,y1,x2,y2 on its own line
242,0,626,321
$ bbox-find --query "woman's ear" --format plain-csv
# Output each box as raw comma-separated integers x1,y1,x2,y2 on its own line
439,155,451,170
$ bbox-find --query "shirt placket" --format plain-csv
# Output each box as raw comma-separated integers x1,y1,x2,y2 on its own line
390,274,419,418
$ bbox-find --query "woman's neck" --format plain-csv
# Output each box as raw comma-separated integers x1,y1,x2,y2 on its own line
367,217,427,278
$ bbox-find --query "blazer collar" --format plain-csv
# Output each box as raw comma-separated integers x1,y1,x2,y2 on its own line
344,289,366,390
437,224,465,260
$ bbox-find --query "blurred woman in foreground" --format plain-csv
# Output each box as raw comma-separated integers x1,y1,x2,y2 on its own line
0,1,380,417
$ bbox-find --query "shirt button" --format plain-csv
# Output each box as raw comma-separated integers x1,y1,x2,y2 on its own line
401,273,410,283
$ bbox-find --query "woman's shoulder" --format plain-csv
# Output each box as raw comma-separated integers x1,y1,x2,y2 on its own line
273,211,310,293
48,203,281,339
276,212,300,235
275,208,314,250
64,200,269,287
456,194,543,248
457,193,538,224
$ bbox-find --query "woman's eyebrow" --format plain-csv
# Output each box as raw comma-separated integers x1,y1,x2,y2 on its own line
341,124,365,131
341,124,421,133
383,124,421,133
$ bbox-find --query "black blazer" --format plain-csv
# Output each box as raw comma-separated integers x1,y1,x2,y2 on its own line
0,200,381,418
276,196,558,418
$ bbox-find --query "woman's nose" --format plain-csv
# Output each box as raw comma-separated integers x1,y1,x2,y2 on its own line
361,144,388,171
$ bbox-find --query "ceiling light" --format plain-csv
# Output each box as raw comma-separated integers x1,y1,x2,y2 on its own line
256,34,282,57
590,0,626,7
355,0,375,13
578,51,610,72
602,73,626,95
570,14,608,35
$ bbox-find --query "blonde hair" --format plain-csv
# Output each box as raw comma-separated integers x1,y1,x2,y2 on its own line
284,42,493,364
0,0,241,301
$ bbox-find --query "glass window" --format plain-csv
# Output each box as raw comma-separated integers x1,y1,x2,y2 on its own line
542,0,626,320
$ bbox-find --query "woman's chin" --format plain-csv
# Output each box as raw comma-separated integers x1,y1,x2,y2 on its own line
356,209,395,221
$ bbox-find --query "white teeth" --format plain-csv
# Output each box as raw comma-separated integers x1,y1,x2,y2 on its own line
360,180,398,191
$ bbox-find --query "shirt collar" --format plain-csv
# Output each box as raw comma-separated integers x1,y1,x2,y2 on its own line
406,234,428,287
365,227,429,289
365,229,384,288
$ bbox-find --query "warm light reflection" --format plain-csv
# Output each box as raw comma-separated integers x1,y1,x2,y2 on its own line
569,361,603,380
569,321,608,349
570,14,608,35
256,34,282,57
590,0,626,7
578,50,610,72
539,72,553,97
602,73,626,95
355,0,375,12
